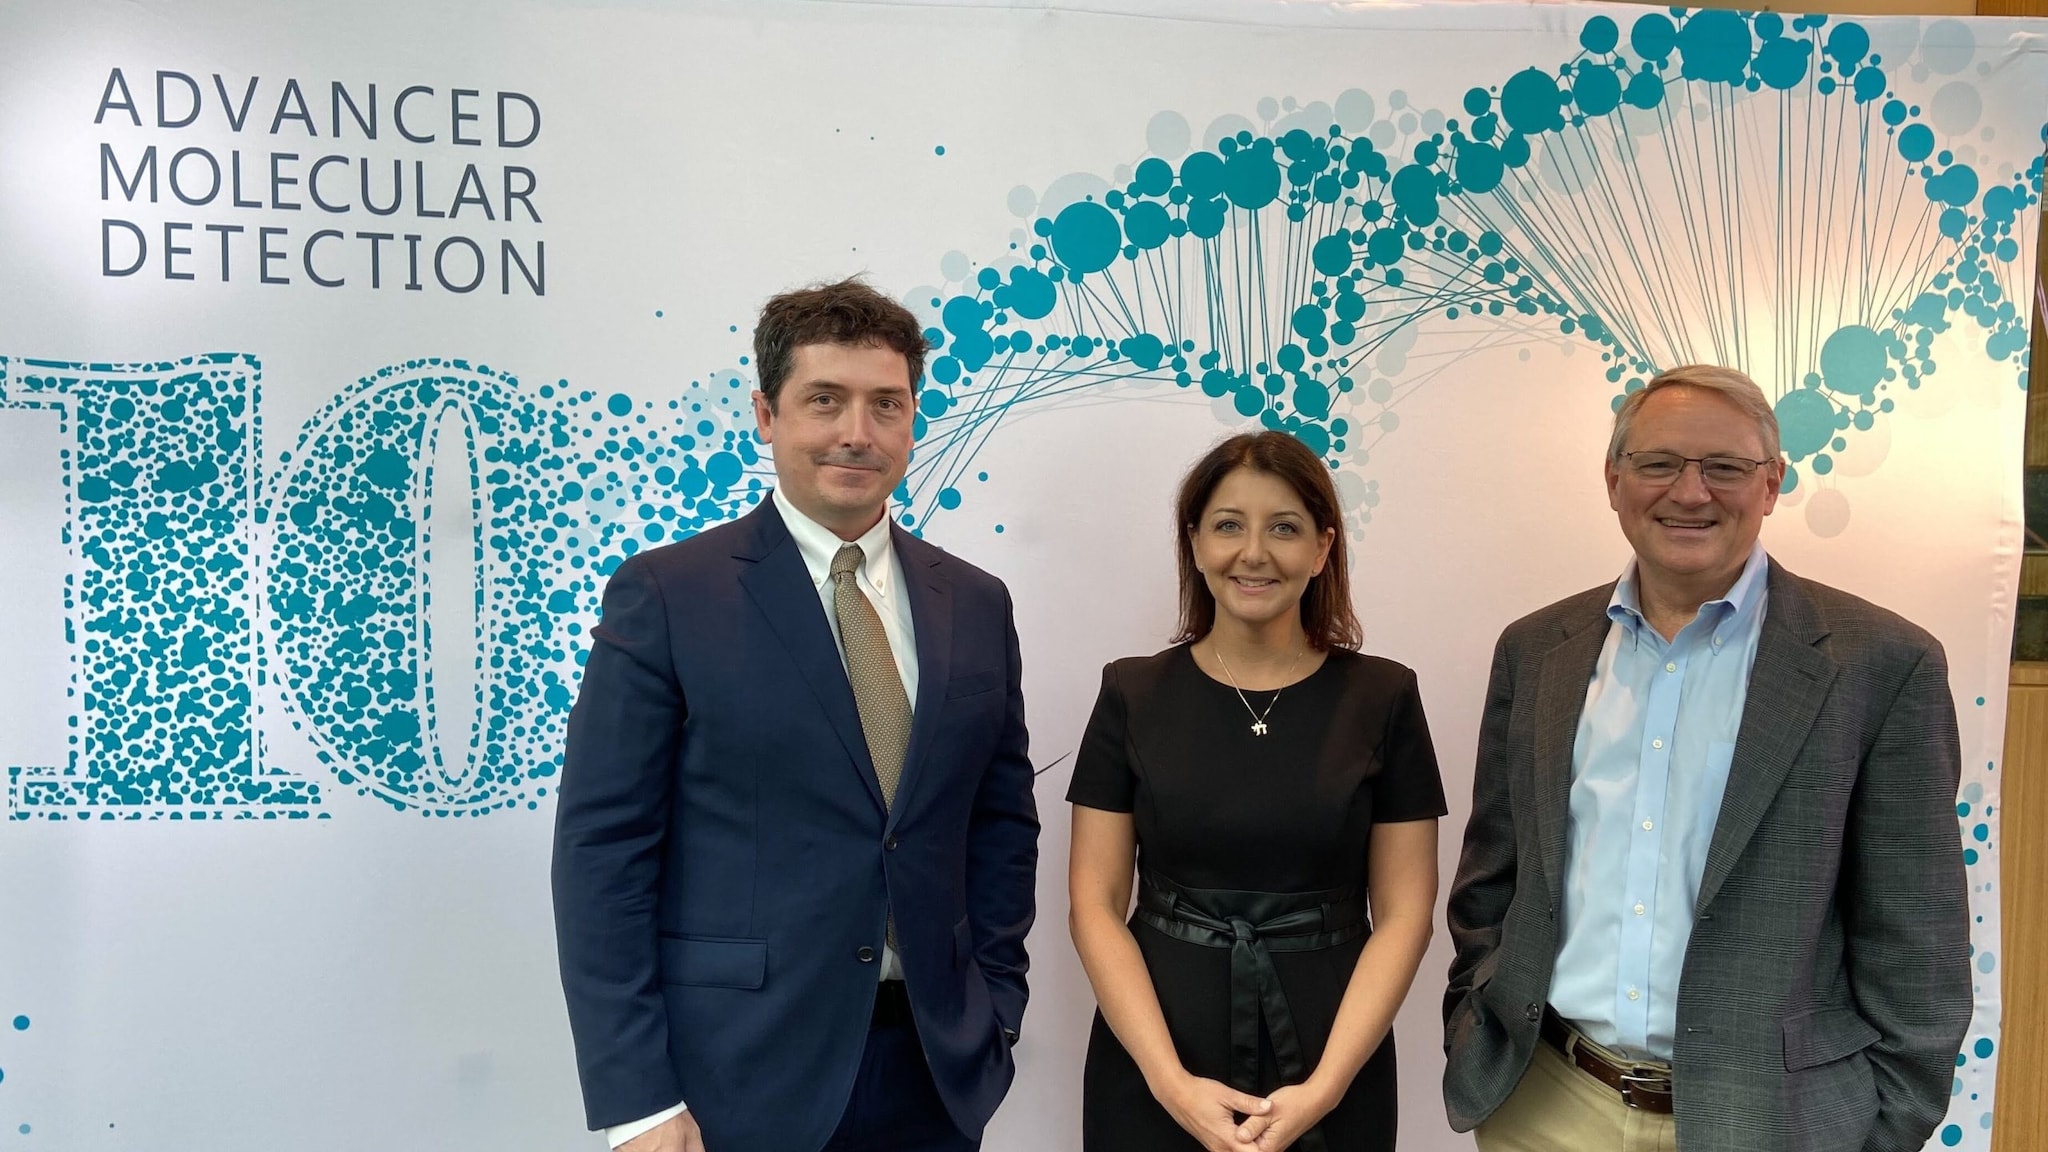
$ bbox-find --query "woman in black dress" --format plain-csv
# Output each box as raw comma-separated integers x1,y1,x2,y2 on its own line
1067,431,1445,1152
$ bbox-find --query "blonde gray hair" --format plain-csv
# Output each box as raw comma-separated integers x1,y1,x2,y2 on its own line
1608,364,1782,463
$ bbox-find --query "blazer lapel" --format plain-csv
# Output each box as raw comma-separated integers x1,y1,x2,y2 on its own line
1532,596,1613,911
888,526,952,832
1695,562,1836,913
734,501,887,815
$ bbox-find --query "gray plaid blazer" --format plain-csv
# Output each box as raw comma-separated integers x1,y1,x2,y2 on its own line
1443,560,1971,1152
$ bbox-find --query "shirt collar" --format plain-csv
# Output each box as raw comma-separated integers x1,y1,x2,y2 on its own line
1608,540,1769,640
773,490,895,596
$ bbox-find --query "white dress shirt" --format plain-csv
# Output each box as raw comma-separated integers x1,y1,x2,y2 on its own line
605,491,919,1148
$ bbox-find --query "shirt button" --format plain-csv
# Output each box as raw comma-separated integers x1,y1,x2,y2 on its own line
1628,987,1641,1002
1665,662,1677,673
856,946,876,963
1713,636,1723,647
1642,820,1654,831
1634,903,1646,916
1652,738,1665,750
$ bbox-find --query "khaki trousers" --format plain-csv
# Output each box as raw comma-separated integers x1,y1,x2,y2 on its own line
1474,1040,1678,1152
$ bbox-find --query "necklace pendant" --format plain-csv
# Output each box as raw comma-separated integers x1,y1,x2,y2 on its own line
1251,720,1268,736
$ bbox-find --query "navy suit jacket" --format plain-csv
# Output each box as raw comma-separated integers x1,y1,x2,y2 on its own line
552,498,1039,1150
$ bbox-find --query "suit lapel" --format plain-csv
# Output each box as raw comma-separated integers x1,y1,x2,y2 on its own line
1533,597,1612,910
1695,562,1836,913
734,501,887,815
889,526,952,832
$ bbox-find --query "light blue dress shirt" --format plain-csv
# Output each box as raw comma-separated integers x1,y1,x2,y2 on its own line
1549,541,1769,1060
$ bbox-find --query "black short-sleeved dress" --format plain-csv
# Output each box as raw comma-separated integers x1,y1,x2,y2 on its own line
1066,644,1446,1152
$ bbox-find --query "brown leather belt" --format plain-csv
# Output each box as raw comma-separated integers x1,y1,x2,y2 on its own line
1540,1007,1675,1114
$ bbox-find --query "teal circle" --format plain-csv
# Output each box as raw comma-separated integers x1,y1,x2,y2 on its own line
1004,269,1057,320
1223,141,1281,210
1754,37,1812,91
1391,165,1440,226
1827,22,1870,70
1050,202,1122,274
1313,233,1354,276
1631,12,1678,60
1500,68,1565,134
1899,124,1935,163
1820,325,1888,397
1581,15,1619,54
1134,157,1174,196
1574,64,1623,116
1123,201,1171,249
1675,9,1753,84
1180,151,1226,199
1776,388,1836,457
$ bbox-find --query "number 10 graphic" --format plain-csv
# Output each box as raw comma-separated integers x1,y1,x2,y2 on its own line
2,353,587,819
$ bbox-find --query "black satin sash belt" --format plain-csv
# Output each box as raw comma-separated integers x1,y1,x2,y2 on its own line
1135,871,1366,1152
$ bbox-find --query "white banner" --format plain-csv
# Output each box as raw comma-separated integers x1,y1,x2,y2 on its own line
0,2,2037,1148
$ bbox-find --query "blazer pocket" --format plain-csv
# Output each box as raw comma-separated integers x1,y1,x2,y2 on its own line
953,915,977,969
1782,1007,1881,1071
944,669,1003,700
659,934,767,989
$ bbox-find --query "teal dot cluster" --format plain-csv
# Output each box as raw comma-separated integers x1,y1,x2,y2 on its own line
908,9,2036,530
1948,775,2000,1147
5,356,318,820
269,360,585,816
262,359,767,816
2,350,771,820
561,374,766,582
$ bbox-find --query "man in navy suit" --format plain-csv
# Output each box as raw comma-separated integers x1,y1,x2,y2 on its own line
552,278,1040,1152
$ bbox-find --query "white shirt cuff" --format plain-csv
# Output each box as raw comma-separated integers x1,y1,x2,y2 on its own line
606,1102,687,1148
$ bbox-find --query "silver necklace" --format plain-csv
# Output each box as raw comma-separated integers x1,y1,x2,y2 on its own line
1211,643,1304,737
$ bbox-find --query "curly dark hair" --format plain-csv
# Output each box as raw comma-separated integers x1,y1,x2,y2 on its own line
752,278,928,409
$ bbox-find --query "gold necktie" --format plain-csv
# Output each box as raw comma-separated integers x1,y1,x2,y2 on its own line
832,543,911,952
830,543,911,808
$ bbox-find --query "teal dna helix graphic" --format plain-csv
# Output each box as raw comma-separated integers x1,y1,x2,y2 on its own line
898,10,2036,531
2,10,2037,823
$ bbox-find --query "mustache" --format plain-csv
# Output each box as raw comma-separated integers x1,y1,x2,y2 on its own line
813,449,890,470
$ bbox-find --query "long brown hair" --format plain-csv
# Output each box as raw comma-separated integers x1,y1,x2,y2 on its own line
1171,431,1362,651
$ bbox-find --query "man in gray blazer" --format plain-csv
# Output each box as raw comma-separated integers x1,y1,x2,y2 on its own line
1443,364,1972,1151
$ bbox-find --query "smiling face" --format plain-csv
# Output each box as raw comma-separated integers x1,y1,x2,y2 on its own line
753,342,915,539
1605,384,1781,602
1189,466,1336,637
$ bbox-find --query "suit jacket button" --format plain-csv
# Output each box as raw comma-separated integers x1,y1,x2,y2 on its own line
1526,1004,1541,1022
856,946,875,963
884,836,899,851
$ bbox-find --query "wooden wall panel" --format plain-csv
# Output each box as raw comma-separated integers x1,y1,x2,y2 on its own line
1995,665,2048,1152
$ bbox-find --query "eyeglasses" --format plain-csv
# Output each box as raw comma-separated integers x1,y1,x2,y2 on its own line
1618,451,1776,490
